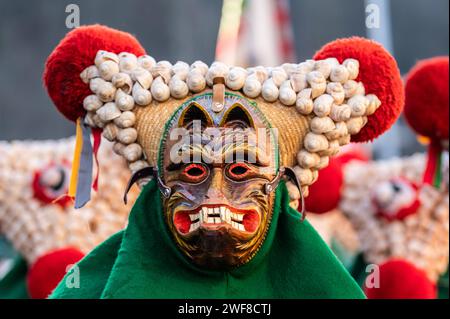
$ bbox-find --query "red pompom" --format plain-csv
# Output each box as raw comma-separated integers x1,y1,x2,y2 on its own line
304,158,344,214
305,145,369,214
364,259,437,299
404,57,449,141
314,37,404,143
44,25,146,122
27,247,84,299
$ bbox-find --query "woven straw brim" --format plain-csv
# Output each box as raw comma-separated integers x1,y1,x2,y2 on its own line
135,96,192,167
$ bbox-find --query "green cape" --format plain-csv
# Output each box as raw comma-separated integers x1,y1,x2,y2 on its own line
437,268,449,299
50,180,364,299
0,255,29,299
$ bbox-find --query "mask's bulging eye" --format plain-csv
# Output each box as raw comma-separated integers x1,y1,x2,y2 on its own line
181,163,208,183
227,163,251,181
39,166,68,194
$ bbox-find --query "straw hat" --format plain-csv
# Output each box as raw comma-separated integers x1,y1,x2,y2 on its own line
44,25,404,199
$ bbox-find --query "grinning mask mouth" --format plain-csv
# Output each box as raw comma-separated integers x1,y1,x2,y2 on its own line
174,204,260,236
160,93,280,270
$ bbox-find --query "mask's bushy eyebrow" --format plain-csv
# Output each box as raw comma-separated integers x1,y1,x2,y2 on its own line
166,145,213,171
222,145,270,166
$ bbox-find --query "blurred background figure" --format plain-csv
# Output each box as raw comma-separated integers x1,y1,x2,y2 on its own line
0,139,138,298
303,55,449,299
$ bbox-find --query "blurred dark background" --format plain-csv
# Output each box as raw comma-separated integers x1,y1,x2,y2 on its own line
0,0,448,155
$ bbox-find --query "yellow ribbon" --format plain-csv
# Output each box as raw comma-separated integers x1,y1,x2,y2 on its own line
68,117,84,198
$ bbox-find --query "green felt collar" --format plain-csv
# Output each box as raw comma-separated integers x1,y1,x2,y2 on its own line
0,254,29,299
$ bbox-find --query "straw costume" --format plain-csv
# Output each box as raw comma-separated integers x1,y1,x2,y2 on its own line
304,57,449,299
43,25,403,298
0,139,136,298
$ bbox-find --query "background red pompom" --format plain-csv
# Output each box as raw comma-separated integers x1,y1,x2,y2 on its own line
304,158,344,214
364,259,436,299
27,247,85,299
44,25,146,122
305,144,369,214
404,57,449,141
314,37,404,143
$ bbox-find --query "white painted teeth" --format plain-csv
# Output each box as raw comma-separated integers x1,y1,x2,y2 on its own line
202,208,208,221
187,206,249,232
189,221,200,232
220,207,226,220
226,213,232,223
230,222,244,231
189,213,200,221
231,212,243,221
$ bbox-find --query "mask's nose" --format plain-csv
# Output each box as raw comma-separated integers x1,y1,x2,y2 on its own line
203,168,227,203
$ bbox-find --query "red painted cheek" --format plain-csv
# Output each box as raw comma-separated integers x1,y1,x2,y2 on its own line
173,212,191,234
242,211,260,233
